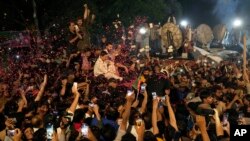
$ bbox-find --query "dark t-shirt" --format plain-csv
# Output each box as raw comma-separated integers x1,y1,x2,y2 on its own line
147,74,170,97
67,31,78,54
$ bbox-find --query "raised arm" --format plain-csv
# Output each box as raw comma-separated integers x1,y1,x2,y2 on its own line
120,92,135,131
92,104,101,121
226,94,239,109
115,62,129,73
84,83,90,101
66,53,76,68
90,14,95,24
67,83,80,114
196,115,210,141
34,74,47,102
165,89,178,131
213,109,224,137
69,35,80,44
17,89,28,112
139,90,148,114
131,99,139,108
83,4,88,20
152,98,159,135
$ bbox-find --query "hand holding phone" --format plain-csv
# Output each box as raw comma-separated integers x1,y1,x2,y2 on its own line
75,25,79,32
140,84,146,92
239,112,244,119
7,130,15,137
127,90,133,96
222,113,229,126
89,103,94,107
46,124,54,139
81,124,89,137
27,86,34,91
152,92,157,99
136,119,143,126
73,82,78,87
160,96,165,102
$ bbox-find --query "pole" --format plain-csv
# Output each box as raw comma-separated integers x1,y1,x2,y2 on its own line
243,33,249,83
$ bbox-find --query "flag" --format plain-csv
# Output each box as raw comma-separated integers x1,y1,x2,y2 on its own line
132,75,146,91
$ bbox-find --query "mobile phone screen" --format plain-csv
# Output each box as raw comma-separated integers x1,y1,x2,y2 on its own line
7,130,15,137
73,82,78,87
127,90,133,96
136,119,142,126
46,124,54,139
81,124,88,137
152,92,157,99
239,113,244,119
141,84,146,91
161,96,165,101
223,113,228,126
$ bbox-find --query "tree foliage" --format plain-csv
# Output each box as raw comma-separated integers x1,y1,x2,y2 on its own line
1,0,182,31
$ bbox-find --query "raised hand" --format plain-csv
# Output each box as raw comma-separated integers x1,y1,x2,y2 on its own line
13,128,22,141
72,83,78,94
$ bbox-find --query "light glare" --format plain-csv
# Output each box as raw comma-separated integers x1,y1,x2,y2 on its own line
139,27,147,34
180,20,188,27
233,19,242,27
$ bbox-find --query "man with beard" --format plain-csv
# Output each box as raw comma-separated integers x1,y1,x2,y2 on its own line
212,85,226,115
141,67,151,83
66,21,82,56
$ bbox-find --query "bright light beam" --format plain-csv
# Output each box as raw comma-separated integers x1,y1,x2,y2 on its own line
233,19,242,27
180,20,188,27
139,27,147,34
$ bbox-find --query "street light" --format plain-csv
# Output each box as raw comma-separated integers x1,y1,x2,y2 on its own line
139,27,147,34
233,19,242,27
180,20,188,27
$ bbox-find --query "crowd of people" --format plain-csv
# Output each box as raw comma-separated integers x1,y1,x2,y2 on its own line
1,4,250,141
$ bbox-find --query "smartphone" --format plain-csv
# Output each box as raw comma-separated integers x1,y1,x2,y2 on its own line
81,124,88,137
11,117,17,124
127,90,133,96
88,103,94,107
238,112,244,125
152,92,157,99
46,124,54,140
158,102,163,108
73,82,78,87
136,118,142,126
75,25,79,31
7,130,15,137
141,84,146,91
222,113,229,126
160,96,165,101
239,112,244,119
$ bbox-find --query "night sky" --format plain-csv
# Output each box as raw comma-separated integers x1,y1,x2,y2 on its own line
0,0,250,31
180,0,250,28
